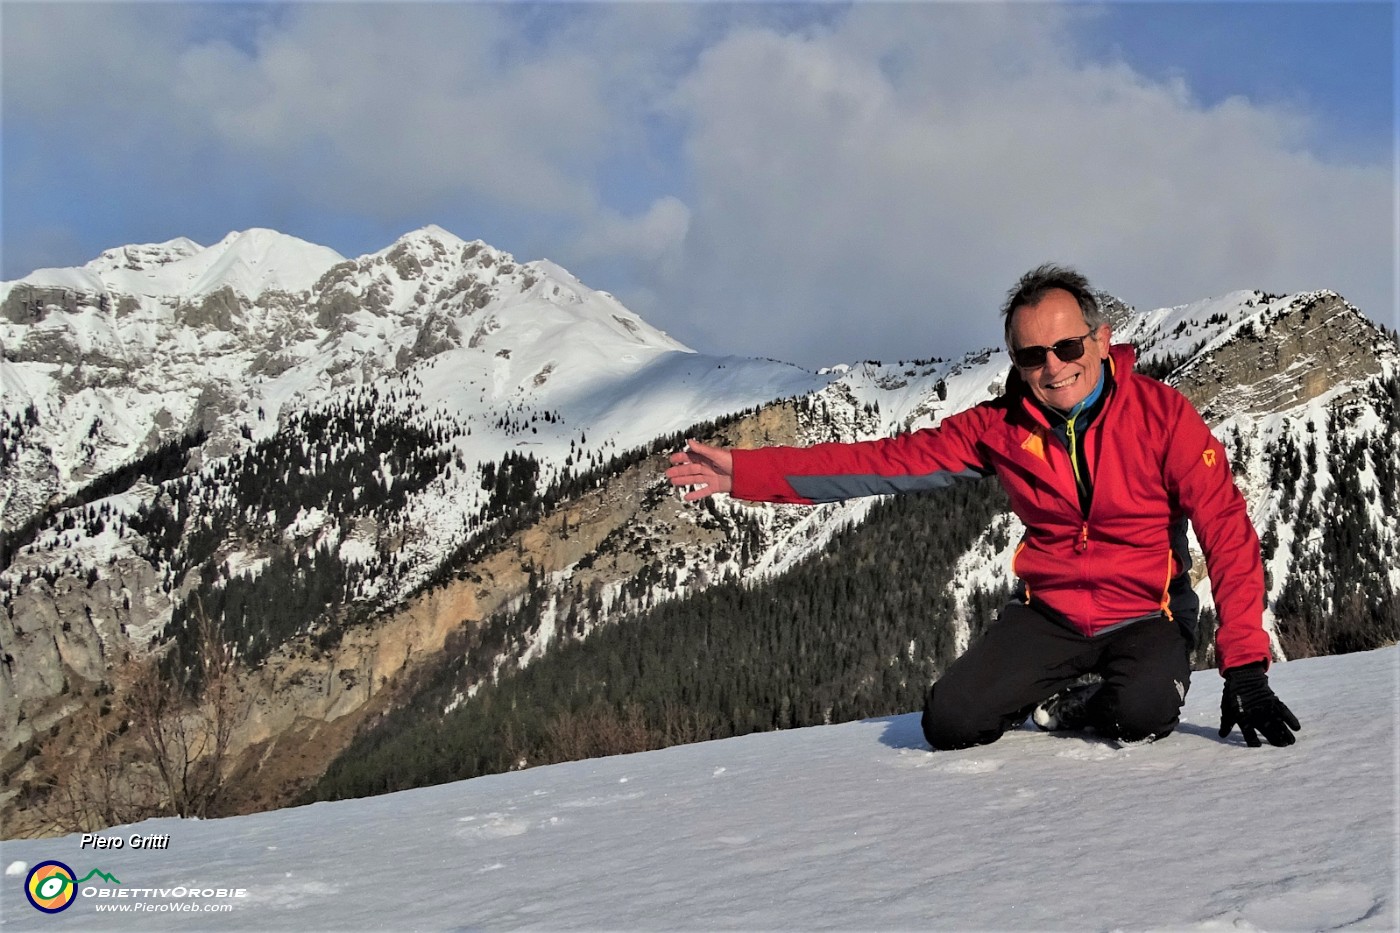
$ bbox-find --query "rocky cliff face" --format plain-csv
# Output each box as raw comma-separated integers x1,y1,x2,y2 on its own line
0,398,817,832
1173,293,1383,420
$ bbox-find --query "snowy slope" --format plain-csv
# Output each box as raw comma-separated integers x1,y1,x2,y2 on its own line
2,645,1395,931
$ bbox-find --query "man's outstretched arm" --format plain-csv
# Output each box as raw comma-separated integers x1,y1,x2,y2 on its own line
667,407,996,506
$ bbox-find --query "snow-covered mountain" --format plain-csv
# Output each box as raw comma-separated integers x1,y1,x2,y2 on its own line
2,645,1394,931
2,227,1396,839
1,225,825,533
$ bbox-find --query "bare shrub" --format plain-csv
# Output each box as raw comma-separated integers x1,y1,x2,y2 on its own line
128,610,244,819
20,611,249,835
543,703,652,763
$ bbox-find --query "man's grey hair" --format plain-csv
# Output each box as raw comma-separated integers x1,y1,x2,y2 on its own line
1000,263,1108,346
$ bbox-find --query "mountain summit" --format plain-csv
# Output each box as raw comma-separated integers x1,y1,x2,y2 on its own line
17,228,346,300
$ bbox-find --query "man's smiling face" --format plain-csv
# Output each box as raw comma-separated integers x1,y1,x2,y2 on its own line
1008,288,1110,412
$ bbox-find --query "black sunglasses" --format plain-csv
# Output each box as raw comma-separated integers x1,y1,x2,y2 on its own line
1010,330,1097,369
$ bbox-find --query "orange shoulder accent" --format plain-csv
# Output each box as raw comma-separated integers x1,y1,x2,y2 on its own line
1020,428,1048,462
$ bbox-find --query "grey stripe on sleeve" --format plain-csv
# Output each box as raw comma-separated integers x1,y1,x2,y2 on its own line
788,468,988,503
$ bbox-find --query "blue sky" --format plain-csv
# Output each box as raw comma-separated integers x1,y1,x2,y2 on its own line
2,2,1394,368
1079,3,1393,161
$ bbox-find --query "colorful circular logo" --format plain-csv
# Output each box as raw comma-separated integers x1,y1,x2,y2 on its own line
25,860,78,913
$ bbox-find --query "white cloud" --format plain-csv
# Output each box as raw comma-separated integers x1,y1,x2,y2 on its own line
643,5,1393,366
4,4,1391,365
169,5,617,216
572,197,691,266
4,4,197,150
5,5,680,217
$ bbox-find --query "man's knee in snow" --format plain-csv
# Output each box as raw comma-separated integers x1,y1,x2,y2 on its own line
1092,681,1184,742
921,687,1004,751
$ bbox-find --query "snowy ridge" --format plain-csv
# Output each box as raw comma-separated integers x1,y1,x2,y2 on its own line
1,645,1394,930
15,229,346,299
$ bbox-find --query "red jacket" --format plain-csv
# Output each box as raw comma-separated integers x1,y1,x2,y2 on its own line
730,345,1271,672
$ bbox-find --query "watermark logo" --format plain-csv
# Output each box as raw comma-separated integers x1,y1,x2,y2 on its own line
23,861,121,914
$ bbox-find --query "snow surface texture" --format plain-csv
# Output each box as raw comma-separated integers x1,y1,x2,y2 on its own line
3,646,1395,932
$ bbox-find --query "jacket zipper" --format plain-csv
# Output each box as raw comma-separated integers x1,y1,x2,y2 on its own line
1066,414,1088,507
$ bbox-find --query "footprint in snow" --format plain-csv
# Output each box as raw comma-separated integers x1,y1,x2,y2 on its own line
1054,742,1121,762
986,787,1040,811
455,813,531,839
558,791,645,809
891,748,937,768
1209,881,1382,931
933,757,1003,774
257,879,342,909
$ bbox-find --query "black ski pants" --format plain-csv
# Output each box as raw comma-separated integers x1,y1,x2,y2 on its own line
922,602,1193,750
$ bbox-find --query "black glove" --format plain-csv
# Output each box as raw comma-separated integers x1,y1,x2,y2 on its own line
1219,661,1301,747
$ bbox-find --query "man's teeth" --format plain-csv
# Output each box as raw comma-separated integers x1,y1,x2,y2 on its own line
1047,374,1078,389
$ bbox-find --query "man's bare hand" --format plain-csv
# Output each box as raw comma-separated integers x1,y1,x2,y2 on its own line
665,439,734,501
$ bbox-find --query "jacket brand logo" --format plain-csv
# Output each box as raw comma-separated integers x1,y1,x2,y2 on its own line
1203,449,1217,468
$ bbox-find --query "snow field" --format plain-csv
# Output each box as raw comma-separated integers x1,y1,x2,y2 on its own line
2,645,1394,932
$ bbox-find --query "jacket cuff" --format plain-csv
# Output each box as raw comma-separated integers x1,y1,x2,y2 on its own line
730,448,809,503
